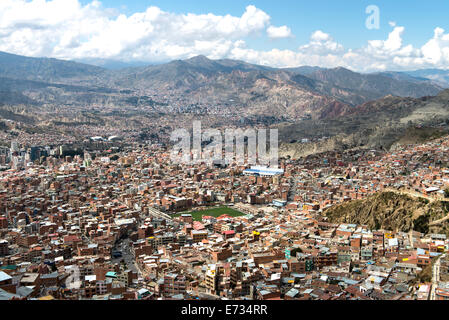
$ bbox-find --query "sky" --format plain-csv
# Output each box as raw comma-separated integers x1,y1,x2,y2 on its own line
1,0,449,71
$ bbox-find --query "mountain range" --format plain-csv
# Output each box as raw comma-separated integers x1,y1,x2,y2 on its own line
0,51,445,122
1,50,449,153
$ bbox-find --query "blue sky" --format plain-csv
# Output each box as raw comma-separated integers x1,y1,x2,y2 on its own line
1,0,449,71
79,0,449,51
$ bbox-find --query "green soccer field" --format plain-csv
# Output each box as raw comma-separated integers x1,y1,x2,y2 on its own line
174,206,245,221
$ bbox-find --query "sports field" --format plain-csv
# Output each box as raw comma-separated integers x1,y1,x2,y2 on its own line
174,206,245,221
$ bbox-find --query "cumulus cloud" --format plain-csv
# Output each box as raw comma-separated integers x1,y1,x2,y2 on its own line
1,0,449,72
0,1,272,61
231,26,449,72
367,26,405,53
420,27,449,65
310,30,330,42
266,25,293,39
299,30,344,55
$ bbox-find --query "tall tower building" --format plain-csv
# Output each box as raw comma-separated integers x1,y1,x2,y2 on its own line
10,141,19,154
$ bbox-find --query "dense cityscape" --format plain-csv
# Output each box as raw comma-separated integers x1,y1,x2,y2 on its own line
3,1,449,311
1,133,449,300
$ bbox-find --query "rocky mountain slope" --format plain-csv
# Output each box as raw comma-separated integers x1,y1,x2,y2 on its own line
324,191,449,235
0,51,443,122
290,66,442,104
0,51,106,84
405,69,449,88
278,89,449,158
1,51,449,150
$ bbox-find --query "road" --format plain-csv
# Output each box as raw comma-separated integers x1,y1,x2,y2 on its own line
148,207,172,220
430,254,445,300
287,177,296,202
429,215,449,226
408,230,414,249
384,188,449,227
384,188,437,203
112,238,143,282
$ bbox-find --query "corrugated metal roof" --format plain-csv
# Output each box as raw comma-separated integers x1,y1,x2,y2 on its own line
0,271,12,282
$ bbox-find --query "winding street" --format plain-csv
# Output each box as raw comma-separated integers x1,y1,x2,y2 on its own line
430,254,445,300
384,188,449,227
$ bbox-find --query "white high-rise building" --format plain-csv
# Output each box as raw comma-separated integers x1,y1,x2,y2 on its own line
10,141,19,154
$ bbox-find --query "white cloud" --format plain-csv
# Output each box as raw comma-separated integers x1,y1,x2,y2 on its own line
229,30,345,69
367,26,404,52
310,30,331,42
420,27,449,65
1,1,449,72
232,26,449,72
300,30,344,55
267,25,293,39
0,1,272,62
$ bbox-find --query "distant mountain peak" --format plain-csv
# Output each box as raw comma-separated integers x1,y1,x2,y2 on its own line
186,55,212,63
437,88,449,99
332,66,354,73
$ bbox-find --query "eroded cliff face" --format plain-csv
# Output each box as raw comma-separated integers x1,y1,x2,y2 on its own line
279,126,449,159
278,128,395,159
279,135,353,159
324,191,449,235
277,90,449,160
